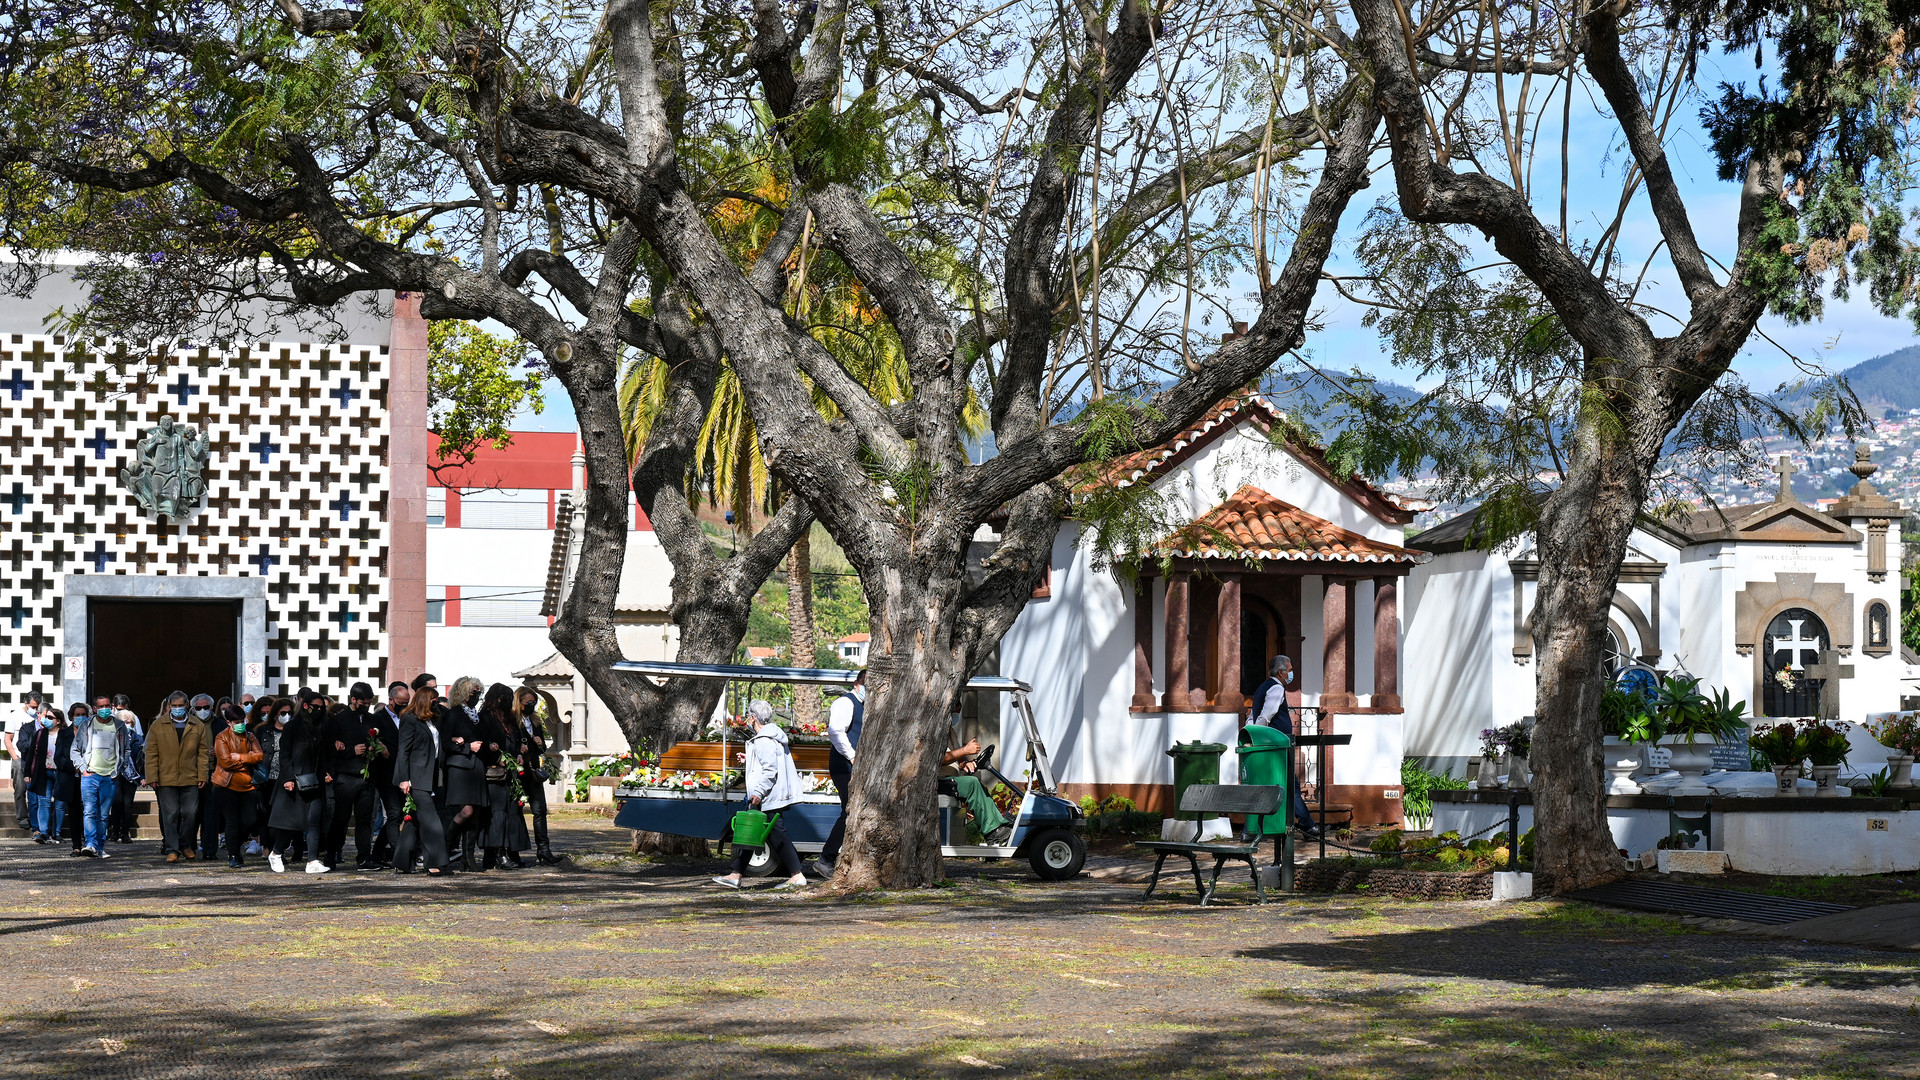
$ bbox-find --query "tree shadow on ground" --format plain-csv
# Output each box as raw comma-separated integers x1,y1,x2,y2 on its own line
0,980,1908,1080
1235,908,1920,991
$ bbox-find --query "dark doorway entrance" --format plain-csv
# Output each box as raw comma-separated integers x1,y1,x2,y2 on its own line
88,599,240,717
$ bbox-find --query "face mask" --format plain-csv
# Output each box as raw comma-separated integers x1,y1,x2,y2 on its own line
96,707,113,719
193,707,210,719
232,722,246,734
1284,670,1295,685
242,703,254,715
171,706,187,719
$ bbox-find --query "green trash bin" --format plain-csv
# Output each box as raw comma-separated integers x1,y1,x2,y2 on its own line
1166,741,1228,822
1236,725,1292,835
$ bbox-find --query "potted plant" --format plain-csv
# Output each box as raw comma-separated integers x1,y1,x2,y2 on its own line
1801,720,1852,797
1653,676,1746,795
1750,722,1806,795
1491,722,1532,789
1600,685,1661,793
1475,728,1502,790
1865,713,1919,788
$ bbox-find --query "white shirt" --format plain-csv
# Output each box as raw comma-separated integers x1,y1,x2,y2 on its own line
1253,676,1289,726
828,691,862,762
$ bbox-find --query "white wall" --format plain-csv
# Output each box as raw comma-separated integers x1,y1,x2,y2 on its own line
1402,550,1496,771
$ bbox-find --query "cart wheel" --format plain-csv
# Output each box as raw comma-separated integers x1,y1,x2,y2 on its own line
741,843,780,877
1027,828,1086,881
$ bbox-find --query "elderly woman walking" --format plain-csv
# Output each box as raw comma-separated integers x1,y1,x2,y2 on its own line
439,676,489,872
710,700,809,891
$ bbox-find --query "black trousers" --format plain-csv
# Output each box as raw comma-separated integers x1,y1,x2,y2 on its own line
109,774,138,840
198,780,224,857
373,782,404,861
524,774,550,847
216,786,257,860
820,765,851,864
61,785,83,849
393,789,449,871
155,785,200,855
326,774,377,863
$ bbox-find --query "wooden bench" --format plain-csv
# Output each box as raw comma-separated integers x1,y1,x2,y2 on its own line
1135,784,1283,906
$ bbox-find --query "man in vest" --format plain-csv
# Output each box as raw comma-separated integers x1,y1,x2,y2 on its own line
809,670,866,878
1248,655,1321,838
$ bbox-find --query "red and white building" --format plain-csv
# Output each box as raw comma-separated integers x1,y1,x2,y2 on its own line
426,432,675,766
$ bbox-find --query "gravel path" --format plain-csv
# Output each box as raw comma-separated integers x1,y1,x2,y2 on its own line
2,811,1915,1079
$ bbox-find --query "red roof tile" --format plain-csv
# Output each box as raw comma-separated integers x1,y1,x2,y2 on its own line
1157,485,1429,564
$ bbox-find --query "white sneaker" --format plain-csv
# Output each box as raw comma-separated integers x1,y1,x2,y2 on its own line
96,849,110,860
268,852,285,873
710,876,742,889
774,874,808,891
305,860,330,875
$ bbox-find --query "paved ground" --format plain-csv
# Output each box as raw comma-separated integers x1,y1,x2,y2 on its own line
2,810,1917,1079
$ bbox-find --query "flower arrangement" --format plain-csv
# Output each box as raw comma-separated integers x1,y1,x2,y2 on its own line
1773,664,1802,692
1480,723,1530,759
1749,722,1807,770
1802,720,1852,767
1867,714,1920,756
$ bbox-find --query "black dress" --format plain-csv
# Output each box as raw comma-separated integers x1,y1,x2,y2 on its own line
439,705,488,808
266,714,324,835
478,708,530,850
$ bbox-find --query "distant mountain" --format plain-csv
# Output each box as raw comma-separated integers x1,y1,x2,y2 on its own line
1830,345,1920,414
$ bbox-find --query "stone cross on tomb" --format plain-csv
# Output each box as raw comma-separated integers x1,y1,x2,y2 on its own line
1777,619,1823,670
1774,454,1796,502
1803,648,1854,721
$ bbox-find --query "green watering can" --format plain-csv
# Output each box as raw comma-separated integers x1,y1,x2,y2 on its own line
729,808,780,850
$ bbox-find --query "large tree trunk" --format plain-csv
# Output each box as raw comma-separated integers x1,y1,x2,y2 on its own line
832,569,971,890
786,528,819,722
1528,412,1654,891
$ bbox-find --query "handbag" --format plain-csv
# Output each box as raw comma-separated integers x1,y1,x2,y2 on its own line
294,772,322,794
485,764,508,782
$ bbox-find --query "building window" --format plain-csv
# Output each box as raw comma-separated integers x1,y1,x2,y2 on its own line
458,487,550,529
426,488,446,528
426,585,447,625
1865,600,1893,657
456,586,548,627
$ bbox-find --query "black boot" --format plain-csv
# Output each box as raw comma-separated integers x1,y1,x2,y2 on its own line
481,846,499,871
445,823,467,870
536,842,560,865
462,831,481,872
504,849,527,869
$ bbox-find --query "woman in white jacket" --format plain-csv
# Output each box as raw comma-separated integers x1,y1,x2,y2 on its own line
712,700,809,891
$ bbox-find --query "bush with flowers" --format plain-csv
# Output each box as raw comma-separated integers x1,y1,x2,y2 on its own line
1867,713,1920,757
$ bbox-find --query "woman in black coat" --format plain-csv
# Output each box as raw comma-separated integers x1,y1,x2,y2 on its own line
26,704,81,848
266,692,330,874
476,683,530,870
438,677,489,871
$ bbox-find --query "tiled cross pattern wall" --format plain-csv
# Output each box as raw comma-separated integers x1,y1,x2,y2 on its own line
0,334,392,702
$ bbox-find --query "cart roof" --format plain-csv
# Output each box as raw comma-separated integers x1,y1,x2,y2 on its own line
612,660,1030,693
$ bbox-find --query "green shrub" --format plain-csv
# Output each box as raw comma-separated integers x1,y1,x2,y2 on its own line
1370,829,1405,854
1400,759,1468,826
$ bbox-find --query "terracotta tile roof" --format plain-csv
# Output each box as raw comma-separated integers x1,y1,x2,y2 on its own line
1158,485,1430,564
1091,392,1418,525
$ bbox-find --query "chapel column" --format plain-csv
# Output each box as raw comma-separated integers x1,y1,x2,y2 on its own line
1132,577,1157,709
1322,575,1356,709
1165,571,1191,710
1372,575,1401,710
1215,573,1245,712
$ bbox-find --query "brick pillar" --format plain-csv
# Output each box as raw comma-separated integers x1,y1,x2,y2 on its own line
1373,575,1401,710
1215,573,1245,712
1321,575,1355,709
385,292,429,684
1165,572,1191,710
1132,577,1156,708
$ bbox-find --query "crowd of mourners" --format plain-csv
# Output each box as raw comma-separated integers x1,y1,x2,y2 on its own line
5,675,561,876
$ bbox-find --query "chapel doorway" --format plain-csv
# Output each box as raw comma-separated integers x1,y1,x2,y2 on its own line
88,599,240,717
1240,597,1286,702
1762,607,1828,718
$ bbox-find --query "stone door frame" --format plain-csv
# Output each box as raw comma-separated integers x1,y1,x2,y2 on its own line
61,574,269,706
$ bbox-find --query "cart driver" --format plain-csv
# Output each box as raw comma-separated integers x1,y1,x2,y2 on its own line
939,717,1012,847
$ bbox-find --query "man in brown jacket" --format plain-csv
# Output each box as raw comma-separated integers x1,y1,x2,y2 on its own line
144,691,211,862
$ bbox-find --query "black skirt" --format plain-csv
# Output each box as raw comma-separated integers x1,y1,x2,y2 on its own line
484,781,530,848
442,758,487,807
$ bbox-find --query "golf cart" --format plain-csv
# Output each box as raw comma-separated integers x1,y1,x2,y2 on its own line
607,661,1088,880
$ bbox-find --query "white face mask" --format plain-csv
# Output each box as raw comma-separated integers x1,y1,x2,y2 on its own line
193,707,211,719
